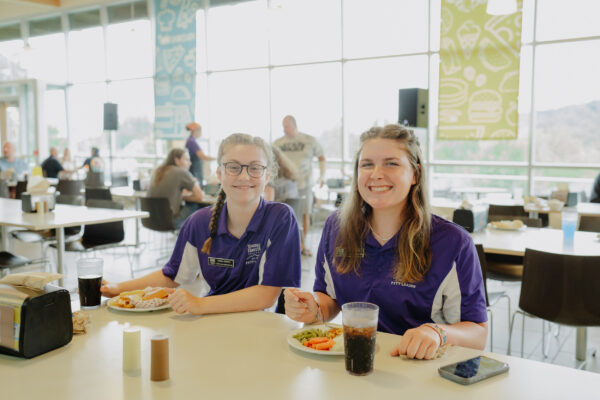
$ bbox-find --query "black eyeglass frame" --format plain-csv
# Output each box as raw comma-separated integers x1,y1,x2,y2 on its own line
221,162,268,178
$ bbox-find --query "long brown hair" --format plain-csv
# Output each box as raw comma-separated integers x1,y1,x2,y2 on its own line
153,148,187,186
335,124,431,283
201,133,277,254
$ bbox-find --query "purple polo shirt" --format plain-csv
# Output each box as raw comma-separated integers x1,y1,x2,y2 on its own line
163,198,301,296
313,214,487,335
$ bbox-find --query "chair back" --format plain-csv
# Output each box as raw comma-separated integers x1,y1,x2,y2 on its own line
56,179,84,196
487,204,528,220
15,181,28,199
140,197,176,232
474,244,490,306
83,199,125,245
578,215,600,233
452,209,474,232
111,173,129,188
0,179,9,198
85,171,105,188
519,249,600,326
85,187,112,202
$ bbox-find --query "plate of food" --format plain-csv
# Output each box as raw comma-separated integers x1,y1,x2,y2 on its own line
287,324,344,355
487,220,526,231
107,287,171,312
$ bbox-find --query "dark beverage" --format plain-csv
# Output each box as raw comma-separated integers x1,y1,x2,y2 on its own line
344,325,377,375
78,274,102,308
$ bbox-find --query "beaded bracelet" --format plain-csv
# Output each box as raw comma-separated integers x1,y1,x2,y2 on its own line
309,302,322,324
424,323,447,346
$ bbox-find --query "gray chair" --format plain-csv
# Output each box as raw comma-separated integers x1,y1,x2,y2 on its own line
85,171,105,188
578,215,600,233
56,179,84,196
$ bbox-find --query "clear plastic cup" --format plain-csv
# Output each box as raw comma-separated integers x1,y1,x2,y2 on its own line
77,258,103,309
342,302,379,376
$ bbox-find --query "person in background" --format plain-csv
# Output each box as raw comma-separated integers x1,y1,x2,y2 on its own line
0,141,29,179
591,172,600,203
61,148,75,171
185,122,215,186
147,148,206,229
101,134,301,316
81,147,104,172
41,147,74,178
284,124,488,360
264,146,299,203
274,115,326,257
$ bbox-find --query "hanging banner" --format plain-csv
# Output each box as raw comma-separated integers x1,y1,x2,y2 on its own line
438,0,522,140
154,0,198,139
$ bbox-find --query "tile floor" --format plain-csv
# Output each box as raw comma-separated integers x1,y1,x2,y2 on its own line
6,215,599,374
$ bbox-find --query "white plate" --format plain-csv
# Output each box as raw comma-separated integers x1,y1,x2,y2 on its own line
487,222,526,231
286,324,344,356
106,299,171,312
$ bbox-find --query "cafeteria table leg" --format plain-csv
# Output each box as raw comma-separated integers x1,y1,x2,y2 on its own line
56,227,65,286
1,226,8,251
576,327,587,362
135,198,141,247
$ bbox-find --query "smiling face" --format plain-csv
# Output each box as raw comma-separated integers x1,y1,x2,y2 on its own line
357,138,416,216
217,144,270,207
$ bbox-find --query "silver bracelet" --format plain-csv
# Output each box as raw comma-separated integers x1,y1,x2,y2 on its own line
309,302,322,324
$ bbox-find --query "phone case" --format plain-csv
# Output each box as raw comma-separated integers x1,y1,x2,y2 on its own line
438,356,509,385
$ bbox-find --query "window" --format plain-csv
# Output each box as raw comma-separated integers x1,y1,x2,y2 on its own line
106,20,153,80
68,82,106,160
68,27,105,83
536,0,600,41
44,89,68,149
26,33,67,83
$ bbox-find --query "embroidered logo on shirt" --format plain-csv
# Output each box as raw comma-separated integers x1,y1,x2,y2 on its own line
391,281,416,288
246,243,262,265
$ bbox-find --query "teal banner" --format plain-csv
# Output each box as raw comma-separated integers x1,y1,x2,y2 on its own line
154,0,198,139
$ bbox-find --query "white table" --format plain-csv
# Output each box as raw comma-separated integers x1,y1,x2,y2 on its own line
0,198,148,284
471,226,600,362
1,309,598,399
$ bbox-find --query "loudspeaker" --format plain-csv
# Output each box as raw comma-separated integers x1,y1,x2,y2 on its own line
398,88,428,128
103,103,118,131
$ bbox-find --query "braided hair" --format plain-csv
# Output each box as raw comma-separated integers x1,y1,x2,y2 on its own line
200,133,277,254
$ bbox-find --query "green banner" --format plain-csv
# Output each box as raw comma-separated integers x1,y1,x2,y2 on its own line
438,0,522,140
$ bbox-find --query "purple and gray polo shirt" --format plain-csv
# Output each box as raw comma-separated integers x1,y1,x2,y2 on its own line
163,198,301,296
313,213,488,335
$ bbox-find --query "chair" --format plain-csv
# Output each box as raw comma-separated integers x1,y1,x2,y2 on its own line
508,249,600,367
56,179,84,196
85,187,112,202
0,251,45,277
488,204,528,219
85,171,105,188
15,181,27,199
578,215,600,232
0,179,9,198
475,244,511,353
111,173,129,188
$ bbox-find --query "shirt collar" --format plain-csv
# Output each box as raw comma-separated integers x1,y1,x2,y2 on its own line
216,197,266,236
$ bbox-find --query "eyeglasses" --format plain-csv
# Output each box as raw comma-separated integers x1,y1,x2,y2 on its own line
222,162,267,178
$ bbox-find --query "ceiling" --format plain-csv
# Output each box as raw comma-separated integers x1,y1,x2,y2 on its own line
0,0,109,23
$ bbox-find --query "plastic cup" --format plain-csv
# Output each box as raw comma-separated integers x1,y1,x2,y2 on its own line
561,208,577,247
342,302,379,376
77,258,103,309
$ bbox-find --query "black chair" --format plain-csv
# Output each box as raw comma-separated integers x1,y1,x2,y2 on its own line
140,197,176,232
85,171,105,188
508,249,600,366
56,179,84,196
578,215,600,232
488,204,528,219
0,251,36,277
15,181,27,199
85,187,112,202
453,209,474,232
111,173,129,188
475,244,511,353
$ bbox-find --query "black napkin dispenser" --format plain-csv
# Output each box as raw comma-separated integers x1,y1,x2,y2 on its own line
0,284,72,358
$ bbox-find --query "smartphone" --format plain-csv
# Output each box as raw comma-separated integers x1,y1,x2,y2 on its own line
438,356,509,385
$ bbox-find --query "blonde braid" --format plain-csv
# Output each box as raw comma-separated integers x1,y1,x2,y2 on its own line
201,189,227,254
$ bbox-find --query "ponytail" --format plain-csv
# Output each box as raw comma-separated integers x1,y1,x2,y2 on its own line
201,189,227,254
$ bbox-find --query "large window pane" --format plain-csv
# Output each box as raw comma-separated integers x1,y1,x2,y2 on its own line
533,40,600,164
0,24,21,41
26,33,67,83
45,89,68,149
207,69,269,145
269,0,341,65
69,9,101,30
0,39,26,80
68,27,105,83
536,0,600,41
206,0,268,70
344,56,428,159
108,79,155,171
106,20,153,80
533,168,597,198
343,0,428,59
271,63,342,159
68,82,106,162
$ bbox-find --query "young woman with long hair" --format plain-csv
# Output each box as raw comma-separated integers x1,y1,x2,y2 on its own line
284,124,488,360
102,134,302,315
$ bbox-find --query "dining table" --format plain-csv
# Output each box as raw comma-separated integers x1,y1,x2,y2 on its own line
1,306,598,399
471,226,600,362
0,198,148,285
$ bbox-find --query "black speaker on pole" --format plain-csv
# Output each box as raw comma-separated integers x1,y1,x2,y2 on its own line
103,103,118,130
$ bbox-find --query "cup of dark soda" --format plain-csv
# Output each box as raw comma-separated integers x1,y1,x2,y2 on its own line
77,258,103,309
342,302,379,376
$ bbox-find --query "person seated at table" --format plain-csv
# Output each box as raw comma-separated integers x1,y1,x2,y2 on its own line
42,147,75,179
101,133,302,315
147,148,206,229
284,124,488,360
591,171,600,203
264,146,299,202
0,141,29,180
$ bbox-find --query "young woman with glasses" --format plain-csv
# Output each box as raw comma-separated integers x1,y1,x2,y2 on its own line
102,133,302,315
